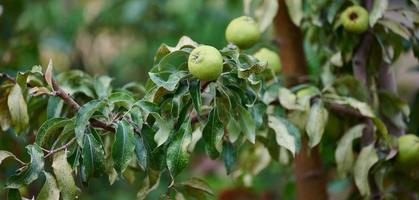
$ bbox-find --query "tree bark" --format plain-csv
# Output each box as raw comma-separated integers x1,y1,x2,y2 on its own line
274,1,327,199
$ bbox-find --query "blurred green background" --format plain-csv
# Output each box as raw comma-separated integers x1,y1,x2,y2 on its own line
1,0,418,199
0,0,290,199
0,0,246,84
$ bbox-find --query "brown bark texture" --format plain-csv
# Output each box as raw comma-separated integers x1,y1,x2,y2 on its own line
274,0,327,200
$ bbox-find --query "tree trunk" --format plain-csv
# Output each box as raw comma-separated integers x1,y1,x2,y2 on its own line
274,1,327,200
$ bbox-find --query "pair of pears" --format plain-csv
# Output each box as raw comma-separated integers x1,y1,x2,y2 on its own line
188,16,280,81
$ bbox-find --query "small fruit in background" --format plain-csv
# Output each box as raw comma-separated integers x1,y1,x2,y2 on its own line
397,134,419,168
340,5,369,33
188,45,223,81
225,16,260,49
253,48,281,72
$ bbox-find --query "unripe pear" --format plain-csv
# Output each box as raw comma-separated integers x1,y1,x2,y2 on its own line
188,45,223,81
225,16,260,49
340,5,369,33
397,134,419,168
253,48,281,72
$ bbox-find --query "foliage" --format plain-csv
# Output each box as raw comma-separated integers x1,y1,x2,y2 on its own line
0,0,418,199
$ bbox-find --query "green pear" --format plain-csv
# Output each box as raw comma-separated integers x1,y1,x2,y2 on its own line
340,5,369,33
253,48,281,72
188,45,223,81
397,134,419,168
225,16,260,49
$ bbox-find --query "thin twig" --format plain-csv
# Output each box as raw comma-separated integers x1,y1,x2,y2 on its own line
50,77,115,132
44,137,76,159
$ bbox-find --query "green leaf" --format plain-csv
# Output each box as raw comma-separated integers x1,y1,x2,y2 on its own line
7,189,21,200
109,92,135,109
354,144,379,197
222,141,236,175
237,106,256,144
268,115,301,156
410,0,419,8
35,118,72,148
37,172,60,200
279,87,304,111
189,80,202,115
285,0,303,26
154,36,198,62
369,0,388,26
203,108,224,159
226,117,241,143
6,145,44,189
323,94,375,118
7,84,29,134
135,100,160,115
129,106,144,130
180,177,214,196
149,71,188,92
134,134,148,170
136,170,161,200
47,96,64,119
52,151,78,200
0,96,12,131
254,0,278,32
75,99,106,146
0,151,17,166
152,113,173,147
112,120,136,173
82,131,106,179
57,70,95,98
335,124,364,177
379,19,411,40
305,100,329,147
166,118,192,177
94,75,112,98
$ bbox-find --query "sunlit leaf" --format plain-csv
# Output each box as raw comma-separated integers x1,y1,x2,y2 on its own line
149,71,188,92
180,177,214,196
354,144,379,197
0,96,12,131
268,114,301,156
0,151,17,166
52,151,78,200
369,0,388,26
37,172,60,200
285,0,303,26
279,87,304,111
255,0,279,32
379,19,410,40
306,100,329,147
45,59,53,89
335,124,364,177
7,84,29,134
152,113,173,147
